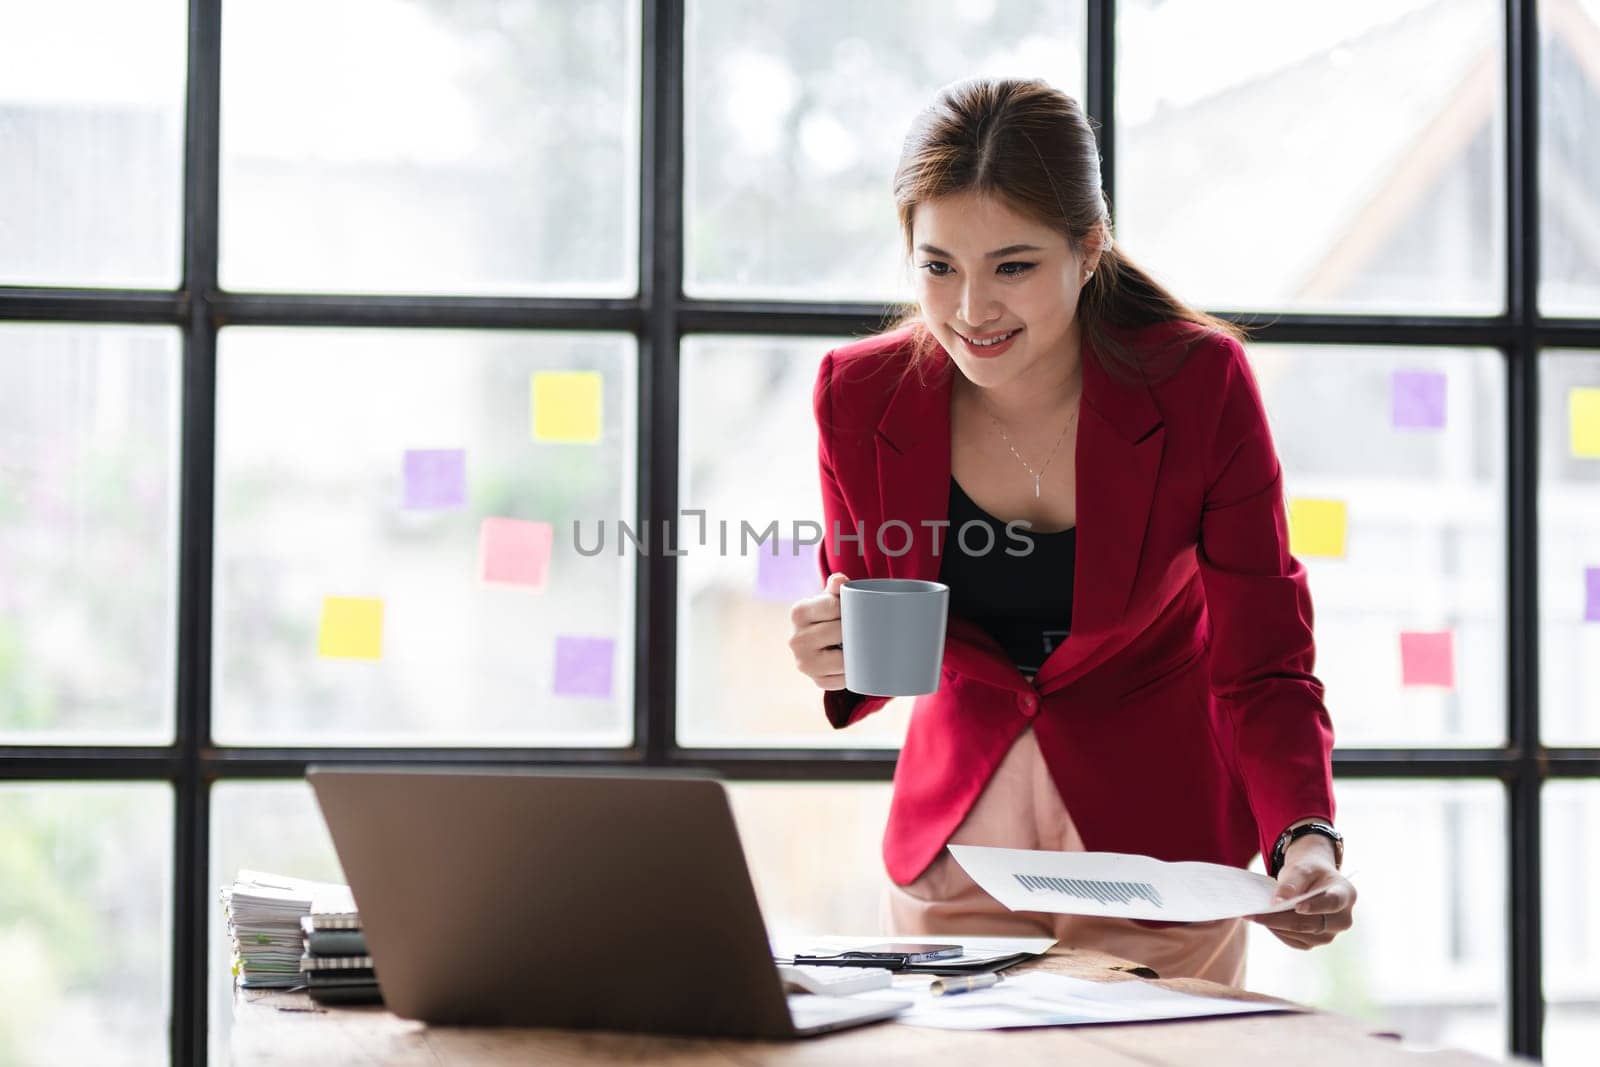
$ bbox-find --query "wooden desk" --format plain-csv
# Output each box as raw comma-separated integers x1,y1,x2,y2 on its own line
230,947,1515,1066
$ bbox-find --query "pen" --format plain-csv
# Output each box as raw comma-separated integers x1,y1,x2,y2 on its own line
930,973,1003,997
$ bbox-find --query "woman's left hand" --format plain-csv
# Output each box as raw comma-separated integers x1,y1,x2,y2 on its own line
1247,837,1357,950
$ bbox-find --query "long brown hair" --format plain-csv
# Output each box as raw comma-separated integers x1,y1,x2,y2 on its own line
877,76,1248,384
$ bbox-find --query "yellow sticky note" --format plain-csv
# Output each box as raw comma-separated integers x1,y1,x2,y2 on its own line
532,371,602,443
1571,387,1600,458
1288,497,1348,559
318,596,384,660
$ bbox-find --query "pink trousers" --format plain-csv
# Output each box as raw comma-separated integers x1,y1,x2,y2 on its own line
880,725,1249,986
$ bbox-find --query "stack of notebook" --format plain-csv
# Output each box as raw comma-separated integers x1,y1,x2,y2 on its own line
221,870,356,990
300,910,381,1005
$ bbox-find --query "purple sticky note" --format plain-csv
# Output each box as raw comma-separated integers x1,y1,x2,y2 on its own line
755,538,821,603
553,635,615,699
1392,370,1447,430
403,449,466,510
1586,567,1600,623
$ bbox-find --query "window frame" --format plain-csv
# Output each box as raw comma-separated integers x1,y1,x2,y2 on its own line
0,0,1596,1062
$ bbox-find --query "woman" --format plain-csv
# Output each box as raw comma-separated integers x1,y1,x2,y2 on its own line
786,76,1355,986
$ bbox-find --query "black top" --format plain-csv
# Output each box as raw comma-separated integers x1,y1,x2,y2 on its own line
937,477,1076,678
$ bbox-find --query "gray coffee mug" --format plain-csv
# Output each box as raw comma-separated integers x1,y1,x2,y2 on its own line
839,578,950,696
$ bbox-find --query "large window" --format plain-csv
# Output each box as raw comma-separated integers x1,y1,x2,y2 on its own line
2,2,1597,1064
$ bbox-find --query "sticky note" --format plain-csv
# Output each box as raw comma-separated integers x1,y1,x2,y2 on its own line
1400,630,1455,688
402,448,466,510
532,371,602,443
1572,387,1600,458
1288,498,1348,558
1391,370,1446,430
318,597,384,660
1585,567,1600,623
755,538,820,603
553,635,614,698
480,518,554,589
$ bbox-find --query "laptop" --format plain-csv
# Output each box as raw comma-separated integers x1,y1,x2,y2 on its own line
305,766,910,1038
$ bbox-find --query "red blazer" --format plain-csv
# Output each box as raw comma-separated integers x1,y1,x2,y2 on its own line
813,321,1336,894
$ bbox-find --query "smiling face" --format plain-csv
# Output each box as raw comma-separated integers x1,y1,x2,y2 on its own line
909,189,1095,392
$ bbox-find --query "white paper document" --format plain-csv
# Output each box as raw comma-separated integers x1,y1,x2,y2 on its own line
231,869,356,914
858,971,1298,1030
947,845,1325,922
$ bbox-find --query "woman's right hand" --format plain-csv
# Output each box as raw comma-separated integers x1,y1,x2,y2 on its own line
788,572,848,690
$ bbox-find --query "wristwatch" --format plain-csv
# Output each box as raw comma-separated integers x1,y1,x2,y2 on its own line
1269,820,1344,878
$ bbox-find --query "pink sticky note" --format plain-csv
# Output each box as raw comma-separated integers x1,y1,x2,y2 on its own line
479,518,554,588
755,538,821,603
1391,370,1447,430
403,449,466,510
1400,630,1455,688
553,635,614,699
1586,567,1600,623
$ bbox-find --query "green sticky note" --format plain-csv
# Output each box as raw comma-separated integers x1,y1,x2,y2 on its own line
317,596,384,660
532,371,602,443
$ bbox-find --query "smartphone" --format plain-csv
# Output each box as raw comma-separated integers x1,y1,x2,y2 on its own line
851,942,963,962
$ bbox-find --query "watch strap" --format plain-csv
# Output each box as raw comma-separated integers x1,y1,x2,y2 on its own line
1269,820,1343,878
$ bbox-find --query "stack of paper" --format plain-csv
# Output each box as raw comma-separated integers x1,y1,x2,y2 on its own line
220,870,355,990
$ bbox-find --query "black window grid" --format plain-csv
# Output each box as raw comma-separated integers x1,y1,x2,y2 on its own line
0,1,1596,1063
